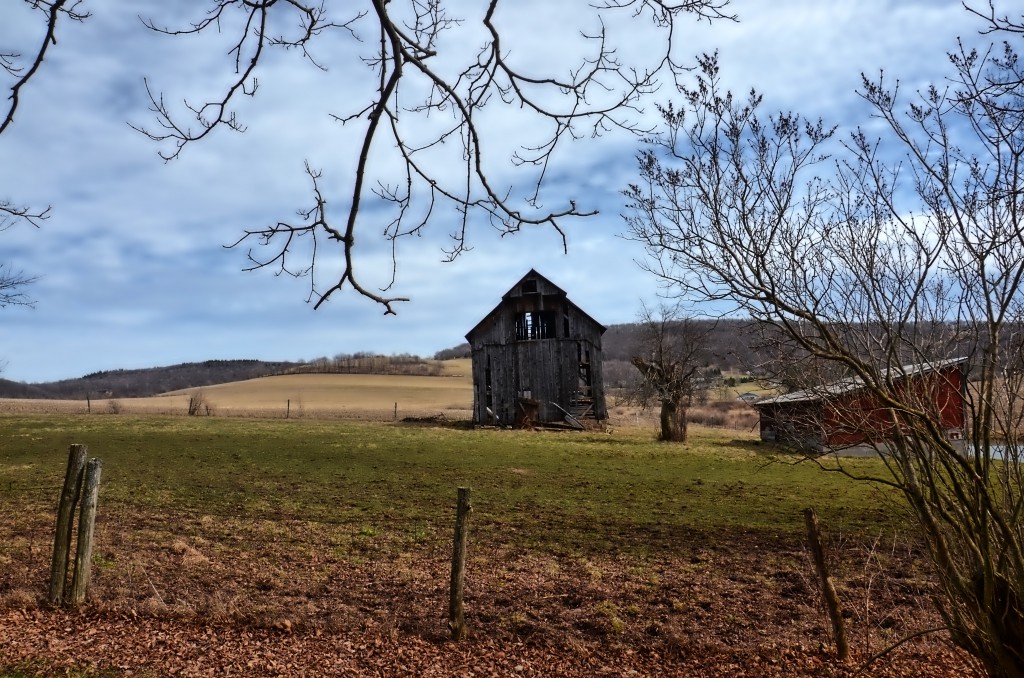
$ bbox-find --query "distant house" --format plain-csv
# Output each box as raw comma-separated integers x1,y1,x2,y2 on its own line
465,269,607,427
736,392,761,404
753,358,967,450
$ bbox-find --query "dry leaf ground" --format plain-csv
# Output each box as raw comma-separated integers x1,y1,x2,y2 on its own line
1,512,971,676
0,415,976,676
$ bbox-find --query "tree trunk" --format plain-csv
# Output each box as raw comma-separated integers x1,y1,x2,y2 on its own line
659,397,688,442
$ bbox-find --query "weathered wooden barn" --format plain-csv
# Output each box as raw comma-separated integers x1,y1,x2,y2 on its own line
753,358,967,450
465,270,607,427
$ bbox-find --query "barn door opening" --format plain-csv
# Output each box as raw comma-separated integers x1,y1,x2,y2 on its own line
576,341,593,403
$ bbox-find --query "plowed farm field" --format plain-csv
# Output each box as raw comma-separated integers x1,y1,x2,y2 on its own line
0,367,474,420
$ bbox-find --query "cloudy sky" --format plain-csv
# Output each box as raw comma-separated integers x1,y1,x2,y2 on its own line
0,0,996,382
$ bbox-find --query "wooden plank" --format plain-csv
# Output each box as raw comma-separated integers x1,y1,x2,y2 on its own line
804,507,849,660
549,401,585,430
448,487,472,641
69,457,103,607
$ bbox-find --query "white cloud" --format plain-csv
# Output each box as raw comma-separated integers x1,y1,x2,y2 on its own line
0,0,1002,382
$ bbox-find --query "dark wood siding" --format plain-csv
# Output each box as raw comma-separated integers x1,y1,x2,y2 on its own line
466,270,607,426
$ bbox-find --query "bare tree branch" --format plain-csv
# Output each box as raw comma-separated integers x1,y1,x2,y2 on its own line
965,1,1024,36
0,200,49,231
136,0,734,312
1,0,90,136
0,1,87,311
0,263,38,309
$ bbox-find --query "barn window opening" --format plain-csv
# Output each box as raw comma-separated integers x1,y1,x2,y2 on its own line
516,311,533,340
521,279,538,294
516,310,557,340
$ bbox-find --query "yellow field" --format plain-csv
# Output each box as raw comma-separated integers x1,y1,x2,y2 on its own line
178,372,474,419
0,357,760,432
437,358,471,377
0,367,474,420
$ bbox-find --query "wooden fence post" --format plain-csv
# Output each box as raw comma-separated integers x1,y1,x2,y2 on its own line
48,444,87,606
449,487,472,641
69,458,103,607
804,507,849,661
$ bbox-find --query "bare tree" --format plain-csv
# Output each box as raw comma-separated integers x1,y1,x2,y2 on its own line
629,302,711,442
129,0,733,313
626,6,1024,673
2,1,90,306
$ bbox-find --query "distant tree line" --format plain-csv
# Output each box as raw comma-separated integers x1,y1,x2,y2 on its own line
293,353,444,377
602,319,758,392
0,360,300,400
0,353,457,400
431,320,763,395
433,344,472,361
603,318,756,367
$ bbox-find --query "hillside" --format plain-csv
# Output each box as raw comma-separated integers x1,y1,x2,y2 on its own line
0,319,766,401
0,355,462,401
0,360,301,400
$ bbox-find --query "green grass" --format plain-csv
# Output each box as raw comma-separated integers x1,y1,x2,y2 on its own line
0,415,909,555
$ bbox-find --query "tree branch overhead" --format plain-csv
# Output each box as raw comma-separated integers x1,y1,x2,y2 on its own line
134,0,733,311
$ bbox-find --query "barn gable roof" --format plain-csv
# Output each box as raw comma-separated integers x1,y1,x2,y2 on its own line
753,357,968,408
464,268,606,342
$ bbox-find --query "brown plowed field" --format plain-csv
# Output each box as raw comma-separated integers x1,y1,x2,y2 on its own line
0,370,474,420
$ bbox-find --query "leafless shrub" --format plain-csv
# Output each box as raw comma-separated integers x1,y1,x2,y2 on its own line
687,410,727,428
187,391,214,416
687,401,759,430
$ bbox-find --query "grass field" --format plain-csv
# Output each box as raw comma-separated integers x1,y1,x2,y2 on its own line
0,412,962,675
0,415,906,547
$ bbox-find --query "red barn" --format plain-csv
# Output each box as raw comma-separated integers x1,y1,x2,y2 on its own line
753,358,967,450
